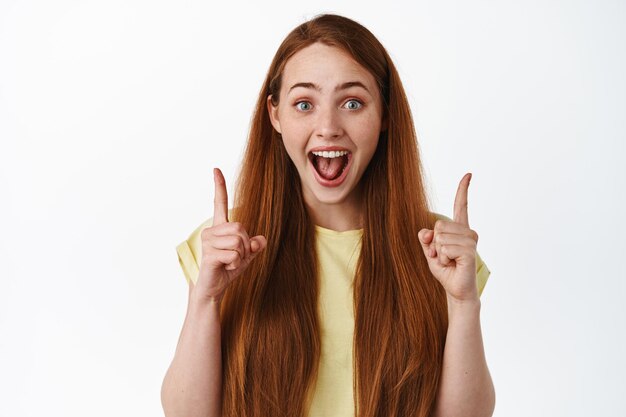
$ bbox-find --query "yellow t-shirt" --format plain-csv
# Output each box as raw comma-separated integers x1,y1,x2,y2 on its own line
175,213,491,417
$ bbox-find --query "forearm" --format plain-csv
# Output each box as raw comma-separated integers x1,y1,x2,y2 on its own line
161,295,222,417
433,298,495,417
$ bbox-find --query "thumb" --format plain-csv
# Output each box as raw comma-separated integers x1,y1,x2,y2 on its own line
250,235,267,254
419,228,433,245
418,229,434,257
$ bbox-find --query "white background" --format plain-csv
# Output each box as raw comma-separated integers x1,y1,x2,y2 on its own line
1,0,625,416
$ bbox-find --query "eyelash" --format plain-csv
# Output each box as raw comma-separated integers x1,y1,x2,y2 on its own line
294,99,364,112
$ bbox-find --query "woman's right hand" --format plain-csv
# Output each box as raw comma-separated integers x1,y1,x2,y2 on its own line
194,168,267,304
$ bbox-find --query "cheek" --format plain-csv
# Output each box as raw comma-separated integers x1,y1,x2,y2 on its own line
279,133,307,166
281,140,299,162
280,122,309,151
355,120,381,154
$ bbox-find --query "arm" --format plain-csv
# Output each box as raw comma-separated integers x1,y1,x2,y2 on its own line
417,174,495,416
161,168,268,417
432,297,495,417
161,284,222,417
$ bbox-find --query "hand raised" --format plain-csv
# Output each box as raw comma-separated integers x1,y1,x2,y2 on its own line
418,173,479,302
194,168,267,303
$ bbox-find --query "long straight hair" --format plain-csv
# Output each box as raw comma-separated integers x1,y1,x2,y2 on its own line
219,14,447,417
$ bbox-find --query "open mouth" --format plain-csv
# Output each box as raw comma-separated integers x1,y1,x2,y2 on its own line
308,150,351,182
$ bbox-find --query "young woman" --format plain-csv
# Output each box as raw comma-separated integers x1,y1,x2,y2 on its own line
162,14,494,417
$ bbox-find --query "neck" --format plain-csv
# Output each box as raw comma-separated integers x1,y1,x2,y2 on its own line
309,206,363,232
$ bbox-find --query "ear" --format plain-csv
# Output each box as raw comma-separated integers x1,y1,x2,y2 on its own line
267,95,282,134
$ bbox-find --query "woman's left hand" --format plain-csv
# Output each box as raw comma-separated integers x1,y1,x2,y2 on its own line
418,173,479,303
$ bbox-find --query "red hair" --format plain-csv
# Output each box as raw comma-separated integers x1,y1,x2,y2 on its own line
220,14,447,417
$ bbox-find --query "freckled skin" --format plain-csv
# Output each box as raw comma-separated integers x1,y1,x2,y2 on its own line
267,43,384,230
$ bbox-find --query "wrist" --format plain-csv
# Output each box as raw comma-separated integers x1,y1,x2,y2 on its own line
190,290,222,312
446,295,481,318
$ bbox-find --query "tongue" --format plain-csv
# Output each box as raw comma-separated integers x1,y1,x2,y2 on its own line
315,156,344,180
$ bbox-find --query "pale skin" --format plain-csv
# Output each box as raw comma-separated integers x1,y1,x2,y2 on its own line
267,43,384,232
418,172,496,417
160,168,267,417
161,42,494,417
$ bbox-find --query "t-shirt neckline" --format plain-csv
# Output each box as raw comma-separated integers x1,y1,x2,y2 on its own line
314,224,363,237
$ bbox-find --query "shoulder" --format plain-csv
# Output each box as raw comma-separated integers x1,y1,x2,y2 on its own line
431,211,452,223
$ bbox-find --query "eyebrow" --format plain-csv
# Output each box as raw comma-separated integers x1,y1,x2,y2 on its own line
288,81,371,94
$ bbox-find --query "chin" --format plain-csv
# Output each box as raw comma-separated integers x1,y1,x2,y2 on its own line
308,185,354,205
314,194,348,205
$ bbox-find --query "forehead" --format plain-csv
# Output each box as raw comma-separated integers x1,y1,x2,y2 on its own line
281,43,377,92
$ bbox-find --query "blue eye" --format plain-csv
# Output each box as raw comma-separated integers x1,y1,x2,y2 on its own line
344,99,363,110
296,101,312,111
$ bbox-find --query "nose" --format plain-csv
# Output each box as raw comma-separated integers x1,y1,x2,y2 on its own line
315,105,344,140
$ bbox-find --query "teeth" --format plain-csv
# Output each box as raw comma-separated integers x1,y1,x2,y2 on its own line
311,150,349,158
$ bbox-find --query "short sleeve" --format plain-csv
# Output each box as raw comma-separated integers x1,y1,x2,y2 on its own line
475,250,491,297
175,217,214,286
432,212,491,297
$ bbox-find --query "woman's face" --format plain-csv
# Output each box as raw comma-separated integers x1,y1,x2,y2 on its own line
267,42,384,216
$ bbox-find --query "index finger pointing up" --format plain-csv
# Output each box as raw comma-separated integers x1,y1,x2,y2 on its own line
213,168,229,225
453,172,471,227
